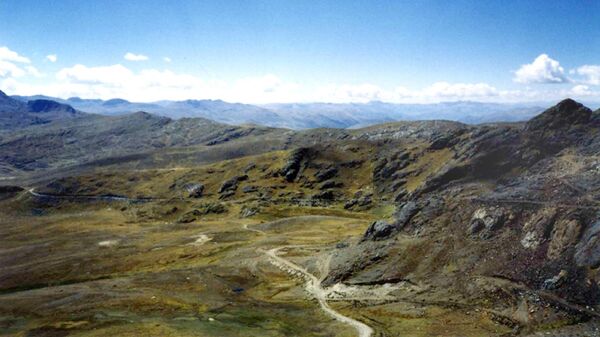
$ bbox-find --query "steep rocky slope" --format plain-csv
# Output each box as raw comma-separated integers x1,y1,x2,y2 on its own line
323,99,600,332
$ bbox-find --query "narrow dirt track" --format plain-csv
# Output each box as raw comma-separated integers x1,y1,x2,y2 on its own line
265,246,374,337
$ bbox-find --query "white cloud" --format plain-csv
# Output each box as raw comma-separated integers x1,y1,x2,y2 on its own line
46,63,224,101
25,65,42,77
514,54,567,84
420,82,498,99
163,57,172,63
572,65,600,85
0,46,32,78
568,85,598,97
124,52,149,61
315,82,499,103
0,60,26,77
57,64,133,86
0,46,30,64
46,54,57,63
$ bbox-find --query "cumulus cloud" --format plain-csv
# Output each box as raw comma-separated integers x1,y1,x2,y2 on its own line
514,54,567,84
57,64,134,86
163,57,172,63
0,61,26,77
49,63,223,101
124,52,149,61
568,85,599,97
572,65,600,85
0,46,31,78
0,46,30,64
46,54,57,63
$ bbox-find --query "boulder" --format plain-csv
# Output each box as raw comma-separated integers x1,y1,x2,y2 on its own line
183,183,204,198
520,208,557,250
362,220,396,241
392,201,420,229
240,206,259,218
242,185,258,193
467,207,506,238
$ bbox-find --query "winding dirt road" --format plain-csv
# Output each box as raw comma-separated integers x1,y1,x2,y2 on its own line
265,246,374,337
243,221,374,336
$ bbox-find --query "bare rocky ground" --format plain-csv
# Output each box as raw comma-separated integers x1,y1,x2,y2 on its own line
1,99,600,336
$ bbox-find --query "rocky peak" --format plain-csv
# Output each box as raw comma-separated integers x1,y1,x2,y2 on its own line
525,98,592,132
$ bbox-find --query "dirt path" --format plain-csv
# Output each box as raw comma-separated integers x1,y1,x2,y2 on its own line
242,223,266,235
243,219,373,337
265,247,374,337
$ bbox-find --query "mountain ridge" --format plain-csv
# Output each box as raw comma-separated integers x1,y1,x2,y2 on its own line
10,93,548,128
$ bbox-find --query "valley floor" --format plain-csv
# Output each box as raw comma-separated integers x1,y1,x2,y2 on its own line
0,191,512,337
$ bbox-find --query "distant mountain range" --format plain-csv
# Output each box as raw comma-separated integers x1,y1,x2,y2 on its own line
10,93,549,129
0,91,85,130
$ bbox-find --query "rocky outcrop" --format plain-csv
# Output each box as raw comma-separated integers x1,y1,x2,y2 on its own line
178,202,227,223
344,191,373,210
218,175,248,194
362,220,395,241
467,207,507,239
319,180,342,190
280,148,309,182
542,270,568,290
392,201,420,229
547,216,583,260
314,167,338,183
242,185,258,193
240,205,259,218
575,215,600,268
183,183,204,198
520,208,557,249
310,190,335,201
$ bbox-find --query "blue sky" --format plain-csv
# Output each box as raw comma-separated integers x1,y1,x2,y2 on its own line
1,0,599,103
